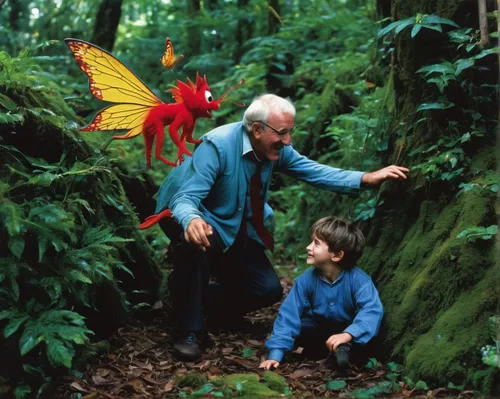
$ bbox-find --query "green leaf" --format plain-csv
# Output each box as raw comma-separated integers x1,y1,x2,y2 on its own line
241,348,257,358
411,24,422,38
378,19,412,38
29,172,56,187
417,102,454,111
448,30,471,44
364,357,377,369
0,93,18,112
46,338,74,368
0,310,16,320
19,333,45,356
454,58,474,75
447,381,464,390
422,15,459,27
473,47,499,60
415,381,429,391
2,201,22,235
386,361,400,372
8,236,25,260
0,112,24,124
38,236,48,263
466,43,476,52
14,385,31,399
417,62,455,76
4,315,29,338
394,19,414,34
422,24,442,34
69,270,92,284
192,383,214,396
326,380,347,391
403,376,415,389
486,225,498,235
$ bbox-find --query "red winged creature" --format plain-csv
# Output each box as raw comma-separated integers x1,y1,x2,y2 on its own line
65,38,242,167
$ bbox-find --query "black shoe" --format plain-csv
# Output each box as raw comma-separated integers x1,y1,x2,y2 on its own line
173,332,202,361
333,344,351,369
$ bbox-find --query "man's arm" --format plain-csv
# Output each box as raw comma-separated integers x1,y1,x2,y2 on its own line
277,146,365,194
343,281,384,344
278,146,409,191
169,141,220,250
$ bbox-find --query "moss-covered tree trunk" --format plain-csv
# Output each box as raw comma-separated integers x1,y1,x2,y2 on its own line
359,0,499,388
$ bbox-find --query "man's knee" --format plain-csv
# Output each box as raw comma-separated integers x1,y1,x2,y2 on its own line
262,280,283,305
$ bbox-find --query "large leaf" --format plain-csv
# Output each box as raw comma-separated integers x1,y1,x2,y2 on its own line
454,58,474,75
417,62,455,76
0,93,18,111
4,315,29,338
326,380,347,391
46,338,74,368
19,331,45,356
411,24,422,38
377,18,412,38
417,102,454,111
422,15,459,28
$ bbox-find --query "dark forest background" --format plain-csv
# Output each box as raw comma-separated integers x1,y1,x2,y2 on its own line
0,0,499,397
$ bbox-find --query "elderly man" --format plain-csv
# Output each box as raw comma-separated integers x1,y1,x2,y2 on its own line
155,94,408,361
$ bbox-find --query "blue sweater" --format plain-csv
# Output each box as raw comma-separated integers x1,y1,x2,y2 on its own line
266,267,383,363
155,122,365,250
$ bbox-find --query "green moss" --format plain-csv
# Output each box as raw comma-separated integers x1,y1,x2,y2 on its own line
360,188,497,384
177,373,208,388
210,373,283,397
405,267,498,383
263,371,289,394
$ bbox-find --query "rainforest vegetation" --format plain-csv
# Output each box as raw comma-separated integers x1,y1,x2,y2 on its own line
0,0,499,397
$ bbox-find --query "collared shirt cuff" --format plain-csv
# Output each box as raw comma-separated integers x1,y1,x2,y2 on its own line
180,215,202,232
267,349,285,363
344,325,362,343
351,171,365,190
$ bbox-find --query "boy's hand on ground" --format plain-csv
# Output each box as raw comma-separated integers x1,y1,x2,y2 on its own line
326,332,352,352
185,217,213,252
259,360,280,370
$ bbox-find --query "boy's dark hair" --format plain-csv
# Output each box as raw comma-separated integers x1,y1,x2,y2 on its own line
310,216,365,269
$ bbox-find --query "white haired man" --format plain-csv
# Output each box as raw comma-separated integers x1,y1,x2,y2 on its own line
154,94,408,361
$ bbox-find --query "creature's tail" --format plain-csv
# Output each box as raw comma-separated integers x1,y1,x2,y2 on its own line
138,209,173,229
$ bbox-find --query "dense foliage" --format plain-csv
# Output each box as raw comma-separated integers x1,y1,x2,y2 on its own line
0,0,498,396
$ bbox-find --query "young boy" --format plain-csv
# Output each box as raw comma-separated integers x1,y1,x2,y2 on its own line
259,216,383,370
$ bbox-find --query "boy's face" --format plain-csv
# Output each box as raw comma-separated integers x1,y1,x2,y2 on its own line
306,235,333,268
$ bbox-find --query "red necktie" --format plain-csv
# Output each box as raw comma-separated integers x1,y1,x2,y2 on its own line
250,162,274,252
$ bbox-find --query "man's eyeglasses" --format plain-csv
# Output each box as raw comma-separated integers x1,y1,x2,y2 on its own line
258,121,296,138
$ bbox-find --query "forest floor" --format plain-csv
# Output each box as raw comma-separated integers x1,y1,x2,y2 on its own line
52,268,475,399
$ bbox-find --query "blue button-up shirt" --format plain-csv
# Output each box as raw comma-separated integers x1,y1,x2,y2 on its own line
266,267,383,363
155,122,366,250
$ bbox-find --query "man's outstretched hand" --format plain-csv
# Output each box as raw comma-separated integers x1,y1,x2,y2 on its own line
185,217,213,252
259,360,280,370
361,165,409,187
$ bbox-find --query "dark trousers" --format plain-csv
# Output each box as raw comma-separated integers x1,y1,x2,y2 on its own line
296,316,374,364
160,218,283,332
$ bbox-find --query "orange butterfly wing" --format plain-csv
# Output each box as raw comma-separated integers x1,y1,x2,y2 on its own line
160,38,184,70
65,38,162,136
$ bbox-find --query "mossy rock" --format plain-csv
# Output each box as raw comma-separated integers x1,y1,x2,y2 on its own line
210,373,283,397
263,371,290,394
